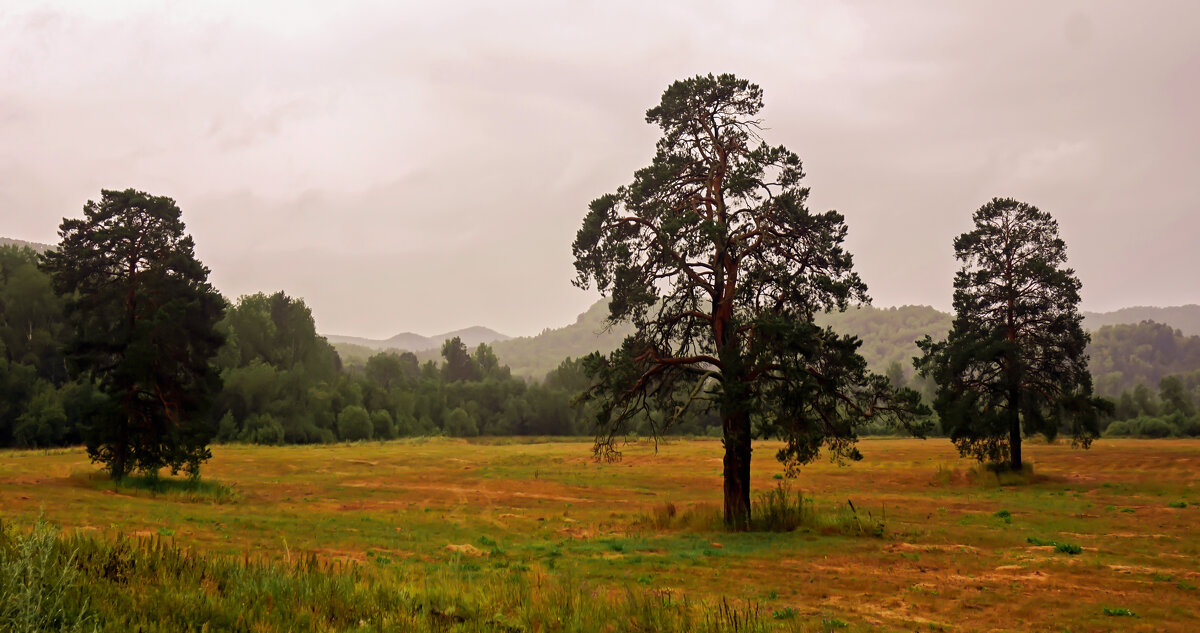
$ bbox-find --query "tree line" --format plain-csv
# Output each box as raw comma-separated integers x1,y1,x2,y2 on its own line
0,238,722,455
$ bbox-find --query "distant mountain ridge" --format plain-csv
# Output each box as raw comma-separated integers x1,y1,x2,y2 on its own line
325,325,511,353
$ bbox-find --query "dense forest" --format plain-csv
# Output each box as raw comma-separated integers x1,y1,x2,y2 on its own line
0,243,724,448
5,238,1200,449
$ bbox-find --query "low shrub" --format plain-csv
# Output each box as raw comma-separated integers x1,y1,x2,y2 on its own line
1027,536,1082,554
1104,415,1198,438
1055,542,1082,555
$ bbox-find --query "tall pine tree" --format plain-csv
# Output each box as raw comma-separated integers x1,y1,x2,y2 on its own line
43,189,225,479
573,74,927,528
915,197,1108,470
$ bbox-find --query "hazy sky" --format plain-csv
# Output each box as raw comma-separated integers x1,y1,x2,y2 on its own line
2,1,1197,338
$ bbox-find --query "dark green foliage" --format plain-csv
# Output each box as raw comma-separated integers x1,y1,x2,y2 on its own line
1055,542,1082,555
441,336,482,382
572,74,927,528
337,405,373,441
211,292,345,443
371,409,396,439
1104,417,1178,438
916,198,1108,470
443,406,479,437
0,244,91,448
1100,371,1200,437
41,189,225,478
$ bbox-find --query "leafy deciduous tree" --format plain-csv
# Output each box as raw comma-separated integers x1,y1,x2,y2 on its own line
441,337,481,382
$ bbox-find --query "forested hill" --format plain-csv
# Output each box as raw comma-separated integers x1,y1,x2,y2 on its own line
1082,306,1200,337
467,301,949,380
487,300,635,378
470,300,1200,397
813,305,951,372
1089,321,1200,395
0,237,54,252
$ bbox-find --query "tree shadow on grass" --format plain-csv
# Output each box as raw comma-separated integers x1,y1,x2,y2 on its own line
67,471,240,504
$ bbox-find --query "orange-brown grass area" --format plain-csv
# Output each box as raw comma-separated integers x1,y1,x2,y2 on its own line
2,437,1199,632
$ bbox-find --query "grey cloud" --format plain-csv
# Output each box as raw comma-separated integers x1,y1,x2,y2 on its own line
1,0,1197,336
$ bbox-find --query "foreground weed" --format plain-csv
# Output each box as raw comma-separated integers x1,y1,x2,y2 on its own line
0,518,93,633
6,518,798,632
1102,607,1137,617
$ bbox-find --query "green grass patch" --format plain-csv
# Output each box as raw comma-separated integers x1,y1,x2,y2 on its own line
78,472,240,504
1054,542,1082,555
1026,537,1082,554
1102,607,1137,617
2,517,803,633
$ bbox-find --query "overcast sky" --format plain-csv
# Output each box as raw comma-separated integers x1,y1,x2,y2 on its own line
2,1,1197,338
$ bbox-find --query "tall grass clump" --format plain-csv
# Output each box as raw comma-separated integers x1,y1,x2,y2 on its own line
639,502,724,532
0,518,93,633
750,482,886,537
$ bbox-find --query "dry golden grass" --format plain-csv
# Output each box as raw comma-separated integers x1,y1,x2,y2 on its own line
2,437,1198,631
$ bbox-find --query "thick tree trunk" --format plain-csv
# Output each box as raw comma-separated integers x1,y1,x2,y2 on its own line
722,412,753,530
1008,384,1022,471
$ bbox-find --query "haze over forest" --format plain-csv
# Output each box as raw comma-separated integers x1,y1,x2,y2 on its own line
3,1,1199,339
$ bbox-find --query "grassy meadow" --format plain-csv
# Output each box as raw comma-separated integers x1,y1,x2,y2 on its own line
2,437,1199,632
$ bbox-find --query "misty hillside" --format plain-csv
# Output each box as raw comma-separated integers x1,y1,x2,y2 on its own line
487,300,636,378
469,301,1200,394
1082,306,1200,337
469,301,950,380
813,305,952,372
0,237,54,252
326,325,510,353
